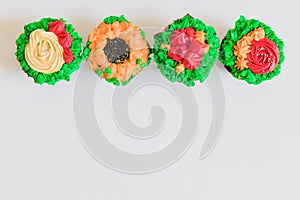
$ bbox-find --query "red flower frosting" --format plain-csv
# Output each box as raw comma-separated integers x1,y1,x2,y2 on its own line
57,31,73,49
48,21,74,64
48,21,65,35
168,28,206,70
247,38,279,74
63,48,75,64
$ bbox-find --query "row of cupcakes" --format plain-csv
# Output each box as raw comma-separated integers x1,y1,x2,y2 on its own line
15,14,285,86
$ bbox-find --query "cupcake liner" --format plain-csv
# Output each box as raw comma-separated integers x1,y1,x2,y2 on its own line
83,15,151,86
15,18,82,85
153,14,220,87
219,15,285,84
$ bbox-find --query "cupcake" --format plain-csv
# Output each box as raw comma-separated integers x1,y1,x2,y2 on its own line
219,16,285,84
153,14,220,87
82,15,151,86
15,18,82,85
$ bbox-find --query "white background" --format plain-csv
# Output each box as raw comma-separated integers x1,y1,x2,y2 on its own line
0,0,299,199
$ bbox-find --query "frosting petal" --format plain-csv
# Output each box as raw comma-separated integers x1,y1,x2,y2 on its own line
234,28,266,70
25,29,65,74
247,38,279,74
48,21,65,35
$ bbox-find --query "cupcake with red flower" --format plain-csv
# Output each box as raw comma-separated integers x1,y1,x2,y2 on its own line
219,16,285,84
153,14,220,87
15,18,82,85
82,15,151,86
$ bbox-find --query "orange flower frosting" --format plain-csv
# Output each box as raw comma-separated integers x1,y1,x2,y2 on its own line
87,21,150,83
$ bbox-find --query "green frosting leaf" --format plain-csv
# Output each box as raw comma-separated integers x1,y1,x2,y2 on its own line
105,67,112,75
137,57,152,68
103,15,129,24
106,77,121,86
95,69,104,76
81,41,91,61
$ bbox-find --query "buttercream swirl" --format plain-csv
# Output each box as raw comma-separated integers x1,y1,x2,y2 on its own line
25,29,65,74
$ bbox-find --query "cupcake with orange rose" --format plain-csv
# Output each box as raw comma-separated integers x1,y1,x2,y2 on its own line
15,18,82,85
153,14,220,87
219,16,285,84
82,15,151,86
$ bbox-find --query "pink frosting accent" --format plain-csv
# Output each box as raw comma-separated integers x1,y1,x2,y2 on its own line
48,20,74,63
48,21,65,35
57,31,73,49
63,48,75,64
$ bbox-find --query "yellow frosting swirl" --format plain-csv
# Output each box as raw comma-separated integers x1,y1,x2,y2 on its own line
25,29,65,74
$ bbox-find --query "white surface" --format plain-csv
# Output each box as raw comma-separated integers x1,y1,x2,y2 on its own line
0,0,299,199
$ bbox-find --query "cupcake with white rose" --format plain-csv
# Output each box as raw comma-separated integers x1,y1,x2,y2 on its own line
15,18,82,85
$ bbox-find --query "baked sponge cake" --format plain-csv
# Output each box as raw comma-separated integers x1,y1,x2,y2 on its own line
15,18,82,85
153,14,220,87
219,16,285,84
82,15,151,86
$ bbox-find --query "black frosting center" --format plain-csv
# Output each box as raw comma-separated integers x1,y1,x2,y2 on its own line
103,38,130,63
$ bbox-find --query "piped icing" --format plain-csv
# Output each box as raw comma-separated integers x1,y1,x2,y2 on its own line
247,38,279,74
103,37,130,63
48,21,74,64
25,29,64,74
87,20,150,83
167,28,209,71
218,15,284,84
153,14,220,87
233,28,265,70
233,27,279,74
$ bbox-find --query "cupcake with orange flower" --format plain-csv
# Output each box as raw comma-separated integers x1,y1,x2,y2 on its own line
153,14,220,87
82,15,151,86
15,18,82,85
219,16,285,84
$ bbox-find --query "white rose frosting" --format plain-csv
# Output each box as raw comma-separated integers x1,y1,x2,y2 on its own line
25,29,65,74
